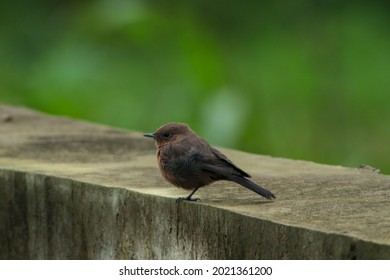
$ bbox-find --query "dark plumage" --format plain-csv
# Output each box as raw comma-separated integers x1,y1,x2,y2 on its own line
144,123,275,203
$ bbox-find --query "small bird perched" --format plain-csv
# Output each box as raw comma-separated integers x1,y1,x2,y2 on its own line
144,123,275,203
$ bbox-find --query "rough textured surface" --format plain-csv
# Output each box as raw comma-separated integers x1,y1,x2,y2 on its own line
0,104,389,259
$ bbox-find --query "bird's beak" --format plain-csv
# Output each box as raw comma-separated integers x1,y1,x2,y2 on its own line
143,133,155,139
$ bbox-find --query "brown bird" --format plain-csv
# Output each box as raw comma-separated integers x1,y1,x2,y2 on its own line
144,123,276,203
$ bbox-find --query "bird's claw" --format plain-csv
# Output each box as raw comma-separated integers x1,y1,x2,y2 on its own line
176,197,201,204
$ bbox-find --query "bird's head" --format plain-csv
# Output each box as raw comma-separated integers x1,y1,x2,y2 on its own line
144,123,193,148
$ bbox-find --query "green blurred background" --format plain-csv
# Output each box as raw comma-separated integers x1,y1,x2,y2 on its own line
1,0,389,174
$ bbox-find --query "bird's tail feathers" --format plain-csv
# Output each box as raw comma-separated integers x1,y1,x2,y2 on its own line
230,175,275,199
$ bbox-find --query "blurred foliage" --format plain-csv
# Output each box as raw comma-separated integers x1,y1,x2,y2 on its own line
1,0,389,174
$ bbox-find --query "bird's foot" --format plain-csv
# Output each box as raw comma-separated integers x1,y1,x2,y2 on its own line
176,196,201,204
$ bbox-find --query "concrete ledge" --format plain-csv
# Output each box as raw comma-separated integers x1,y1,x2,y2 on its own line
0,104,389,259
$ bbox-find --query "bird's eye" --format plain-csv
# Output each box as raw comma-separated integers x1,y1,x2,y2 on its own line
163,132,171,139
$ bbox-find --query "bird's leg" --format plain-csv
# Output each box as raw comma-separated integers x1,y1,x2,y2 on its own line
176,187,201,203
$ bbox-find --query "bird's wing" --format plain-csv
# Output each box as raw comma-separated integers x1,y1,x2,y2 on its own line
181,136,251,179
210,147,251,178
